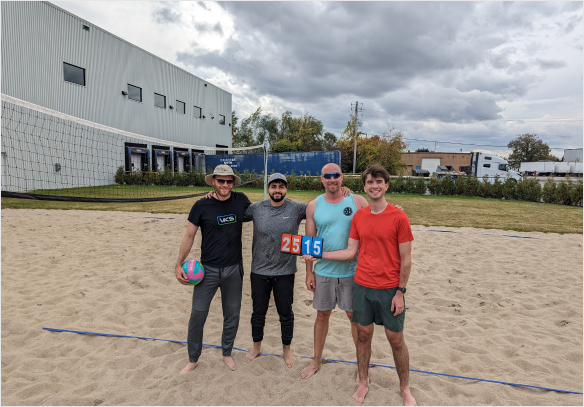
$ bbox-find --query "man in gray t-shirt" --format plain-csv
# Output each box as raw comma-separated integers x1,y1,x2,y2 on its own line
242,173,306,369
242,173,351,369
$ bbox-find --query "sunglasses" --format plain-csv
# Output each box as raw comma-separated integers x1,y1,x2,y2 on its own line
214,178,234,185
322,172,342,179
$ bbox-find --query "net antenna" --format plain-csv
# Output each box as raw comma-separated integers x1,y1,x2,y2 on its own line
1,93,265,202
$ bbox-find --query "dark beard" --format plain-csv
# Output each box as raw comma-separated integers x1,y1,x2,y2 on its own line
269,192,286,202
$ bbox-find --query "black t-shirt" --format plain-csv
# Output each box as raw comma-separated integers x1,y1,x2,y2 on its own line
188,191,252,267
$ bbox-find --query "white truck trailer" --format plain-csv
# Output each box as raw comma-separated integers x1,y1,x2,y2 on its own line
519,161,556,176
454,152,522,183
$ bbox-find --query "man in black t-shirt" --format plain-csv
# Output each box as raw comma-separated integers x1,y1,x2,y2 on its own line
175,165,251,373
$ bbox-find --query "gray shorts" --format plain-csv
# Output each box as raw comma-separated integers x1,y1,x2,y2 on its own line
313,274,354,312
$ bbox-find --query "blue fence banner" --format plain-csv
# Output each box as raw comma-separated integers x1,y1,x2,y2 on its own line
205,150,341,175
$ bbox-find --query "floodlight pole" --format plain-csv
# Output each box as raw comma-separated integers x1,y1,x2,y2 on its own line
263,138,269,200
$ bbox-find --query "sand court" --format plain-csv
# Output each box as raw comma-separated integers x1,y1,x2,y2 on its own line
1,208,582,405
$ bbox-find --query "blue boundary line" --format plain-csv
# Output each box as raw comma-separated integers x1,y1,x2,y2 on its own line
42,328,582,395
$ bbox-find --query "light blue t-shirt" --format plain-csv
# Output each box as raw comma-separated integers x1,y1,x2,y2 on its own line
313,194,358,278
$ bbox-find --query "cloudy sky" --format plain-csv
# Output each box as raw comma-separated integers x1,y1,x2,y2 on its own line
54,1,582,157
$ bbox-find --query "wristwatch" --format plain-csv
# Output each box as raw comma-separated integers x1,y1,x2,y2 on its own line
396,287,406,294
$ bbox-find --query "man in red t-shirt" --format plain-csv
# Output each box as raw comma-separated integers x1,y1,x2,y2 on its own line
306,164,416,406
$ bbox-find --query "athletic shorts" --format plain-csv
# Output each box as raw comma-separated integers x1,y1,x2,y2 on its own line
351,283,405,332
313,274,354,312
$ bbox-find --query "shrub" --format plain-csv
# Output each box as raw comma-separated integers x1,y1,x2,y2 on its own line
131,170,144,185
175,171,191,187
159,169,173,186
114,166,125,184
542,177,557,203
144,171,157,186
569,178,583,206
464,175,480,197
393,175,405,193
350,177,363,193
502,178,517,200
427,176,440,195
440,176,456,195
555,179,571,206
414,176,427,195
516,177,541,202
404,176,415,194
455,176,466,196
490,176,503,199
477,175,491,198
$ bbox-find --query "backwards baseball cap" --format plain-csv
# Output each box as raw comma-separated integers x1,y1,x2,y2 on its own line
267,173,288,187
205,165,242,186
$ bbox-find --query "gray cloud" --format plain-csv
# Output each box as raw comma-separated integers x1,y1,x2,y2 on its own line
536,58,568,70
193,21,224,35
52,0,582,150
152,4,181,24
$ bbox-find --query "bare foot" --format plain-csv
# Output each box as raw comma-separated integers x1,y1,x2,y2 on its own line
223,356,237,371
301,359,322,379
243,342,262,363
283,345,296,368
401,387,417,406
351,382,369,405
179,362,198,374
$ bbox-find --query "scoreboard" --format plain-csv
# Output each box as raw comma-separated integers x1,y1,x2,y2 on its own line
280,234,323,258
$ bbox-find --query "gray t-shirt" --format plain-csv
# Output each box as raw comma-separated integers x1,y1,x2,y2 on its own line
244,199,307,276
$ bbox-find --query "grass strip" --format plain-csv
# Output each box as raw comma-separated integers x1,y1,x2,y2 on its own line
2,188,582,234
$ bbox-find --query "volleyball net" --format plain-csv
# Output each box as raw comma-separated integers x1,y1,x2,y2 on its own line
1,94,266,202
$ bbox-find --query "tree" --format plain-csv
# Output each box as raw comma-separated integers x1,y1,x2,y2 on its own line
231,111,238,140
507,134,552,169
232,107,262,149
415,148,430,152
336,122,407,174
233,108,336,153
322,132,337,151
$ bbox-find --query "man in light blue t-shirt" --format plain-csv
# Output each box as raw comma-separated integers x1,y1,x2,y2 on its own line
300,163,369,379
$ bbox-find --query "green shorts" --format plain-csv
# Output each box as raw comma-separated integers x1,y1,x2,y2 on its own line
351,282,405,332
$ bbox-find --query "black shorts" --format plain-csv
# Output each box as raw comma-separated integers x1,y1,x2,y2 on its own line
351,282,405,332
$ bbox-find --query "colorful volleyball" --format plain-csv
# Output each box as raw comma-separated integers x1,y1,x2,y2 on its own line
182,260,205,285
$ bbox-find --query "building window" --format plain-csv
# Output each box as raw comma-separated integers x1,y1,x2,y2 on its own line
127,84,142,102
219,114,225,125
154,93,166,108
216,144,228,155
483,164,491,168
63,62,85,86
193,106,201,118
176,100,185,114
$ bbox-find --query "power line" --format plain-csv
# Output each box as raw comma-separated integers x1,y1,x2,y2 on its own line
361,107,583,123
401,137,570,150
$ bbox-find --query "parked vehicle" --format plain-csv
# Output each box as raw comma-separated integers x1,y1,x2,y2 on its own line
519,161,556,176
445,152,522,183
519,161,583,176
554,162,571,176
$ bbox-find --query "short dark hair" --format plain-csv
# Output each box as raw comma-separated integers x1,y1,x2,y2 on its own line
361,164,389,185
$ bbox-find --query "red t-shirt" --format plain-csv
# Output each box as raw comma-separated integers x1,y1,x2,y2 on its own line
349,204,414,289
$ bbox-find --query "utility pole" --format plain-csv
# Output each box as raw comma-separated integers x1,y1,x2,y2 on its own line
352,101,359,174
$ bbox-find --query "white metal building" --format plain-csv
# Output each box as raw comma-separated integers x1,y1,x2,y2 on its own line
1,1,232,192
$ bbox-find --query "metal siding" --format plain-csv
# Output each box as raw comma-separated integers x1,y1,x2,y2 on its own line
1,1,232,148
